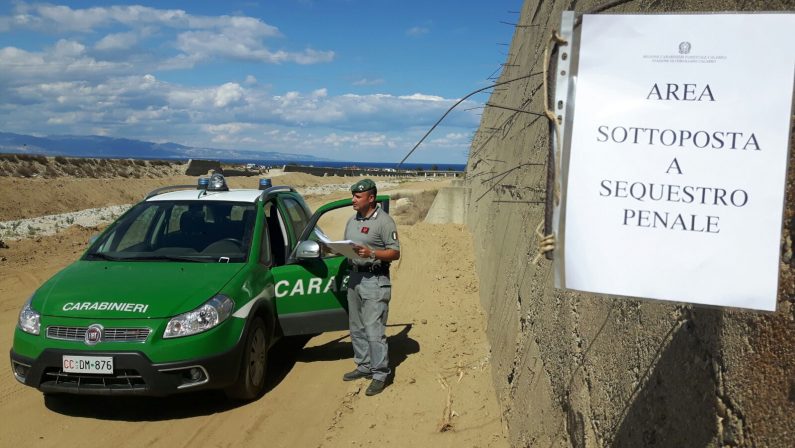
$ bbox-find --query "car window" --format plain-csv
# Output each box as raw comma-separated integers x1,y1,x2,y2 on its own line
281,197,310,240
167,204,189,234
259,209,272,265
264,200,288,265
305,206,352,258
116,205,159,251
87,201,256,263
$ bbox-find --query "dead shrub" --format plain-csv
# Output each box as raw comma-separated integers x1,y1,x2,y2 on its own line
14,154,48,164
43,165,59,178
133,159,147,166
0,154,18,161
62,165,81,176
54,156,68,164
94,166,111,177
69,157,92,166
15,164,37,177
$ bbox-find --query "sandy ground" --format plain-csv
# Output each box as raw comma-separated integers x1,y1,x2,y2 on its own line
0,175,507,448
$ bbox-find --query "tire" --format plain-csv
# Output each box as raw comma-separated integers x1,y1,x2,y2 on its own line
225,317,269,401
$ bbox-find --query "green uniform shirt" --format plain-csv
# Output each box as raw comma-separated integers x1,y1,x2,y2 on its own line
344,205,400,267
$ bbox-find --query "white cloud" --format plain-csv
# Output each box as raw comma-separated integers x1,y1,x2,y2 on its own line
406,26,429,37
3,74,479,135
244,75,258,85
0,44,133,86
290,48,334,64
172,30,333,66
399,93,445,101
205,123,251,134
352,78,384,86
430,132,471,147
8,3,281,35
319,132,390,148
213,83,245,108
95,32,139,51
1,3,333,69
52,39,86,57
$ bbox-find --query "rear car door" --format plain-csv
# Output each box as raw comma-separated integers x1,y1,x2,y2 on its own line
270,195,390,336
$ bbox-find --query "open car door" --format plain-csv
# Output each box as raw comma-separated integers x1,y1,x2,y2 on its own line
272,195,390,336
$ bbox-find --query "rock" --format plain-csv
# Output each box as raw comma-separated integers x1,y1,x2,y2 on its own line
421,319,428,324
0,240,8,249
394,197,413,212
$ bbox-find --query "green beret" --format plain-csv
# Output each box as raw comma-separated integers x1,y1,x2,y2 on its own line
350,178,376,193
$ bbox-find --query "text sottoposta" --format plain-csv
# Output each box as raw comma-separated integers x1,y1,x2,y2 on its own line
596,126,760,151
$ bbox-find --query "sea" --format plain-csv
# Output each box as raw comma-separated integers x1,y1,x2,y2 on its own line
224,159,466,172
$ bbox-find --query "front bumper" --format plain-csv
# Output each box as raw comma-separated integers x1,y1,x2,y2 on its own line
10,343,244,396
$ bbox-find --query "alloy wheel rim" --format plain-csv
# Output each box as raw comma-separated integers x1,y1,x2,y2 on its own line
249,328,266,385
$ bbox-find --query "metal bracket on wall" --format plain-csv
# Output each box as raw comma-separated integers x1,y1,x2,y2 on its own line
546,11,577,276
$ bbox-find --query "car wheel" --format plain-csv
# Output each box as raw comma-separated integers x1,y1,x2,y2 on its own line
226,317,268,401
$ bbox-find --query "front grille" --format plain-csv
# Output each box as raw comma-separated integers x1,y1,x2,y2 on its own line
104,328,151,341
46,326,151,342
42,367,146,391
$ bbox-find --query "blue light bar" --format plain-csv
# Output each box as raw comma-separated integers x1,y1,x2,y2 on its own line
208,173,229,191
259,178,272,190
197,177,209,190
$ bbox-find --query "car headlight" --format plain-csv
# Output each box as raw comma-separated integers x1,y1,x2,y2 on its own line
163,295,235,339
18,297,41,335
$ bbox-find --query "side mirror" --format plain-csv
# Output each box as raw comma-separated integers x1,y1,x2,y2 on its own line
295,240,321,260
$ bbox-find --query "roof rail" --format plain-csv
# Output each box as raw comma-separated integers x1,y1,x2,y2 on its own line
145,185,197,199
144,184,296,201
258,185,296,201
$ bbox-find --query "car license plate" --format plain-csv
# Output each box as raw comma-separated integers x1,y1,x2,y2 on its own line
62,355,114,374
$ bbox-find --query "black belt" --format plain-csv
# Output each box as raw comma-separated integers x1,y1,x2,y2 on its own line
349,263,390,274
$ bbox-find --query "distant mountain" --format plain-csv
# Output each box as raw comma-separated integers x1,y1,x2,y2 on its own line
0,132,333,162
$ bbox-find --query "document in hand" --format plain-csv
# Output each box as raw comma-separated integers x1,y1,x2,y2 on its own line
313,229,367,260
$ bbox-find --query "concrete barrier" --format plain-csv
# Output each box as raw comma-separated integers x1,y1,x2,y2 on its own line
424,186,470,224
185,159,222,176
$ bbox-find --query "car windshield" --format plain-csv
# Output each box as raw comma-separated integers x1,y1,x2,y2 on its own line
84,200,257,263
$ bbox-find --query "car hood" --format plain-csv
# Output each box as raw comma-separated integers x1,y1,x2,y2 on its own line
34,261,246,319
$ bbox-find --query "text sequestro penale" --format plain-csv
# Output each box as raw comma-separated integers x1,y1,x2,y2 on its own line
622,209,720,233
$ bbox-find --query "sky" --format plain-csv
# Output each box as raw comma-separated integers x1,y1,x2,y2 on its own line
0,0,521,163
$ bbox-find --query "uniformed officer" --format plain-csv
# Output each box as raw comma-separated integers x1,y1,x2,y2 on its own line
342,179,400,396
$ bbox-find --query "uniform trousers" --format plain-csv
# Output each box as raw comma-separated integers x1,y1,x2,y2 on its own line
347,271,391,382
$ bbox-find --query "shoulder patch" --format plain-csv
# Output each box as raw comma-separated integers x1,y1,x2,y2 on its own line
391,230,398,241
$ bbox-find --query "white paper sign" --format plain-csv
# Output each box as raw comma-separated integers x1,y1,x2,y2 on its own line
560,14,794,311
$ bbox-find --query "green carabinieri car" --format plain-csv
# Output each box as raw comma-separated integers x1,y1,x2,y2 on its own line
10,173,389,400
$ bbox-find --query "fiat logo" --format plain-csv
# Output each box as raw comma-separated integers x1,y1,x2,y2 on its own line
85,324,103,345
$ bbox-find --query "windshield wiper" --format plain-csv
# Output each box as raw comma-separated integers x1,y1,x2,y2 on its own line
84,252,122,261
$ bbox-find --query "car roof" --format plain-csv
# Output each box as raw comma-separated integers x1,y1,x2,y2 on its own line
146,189,264,203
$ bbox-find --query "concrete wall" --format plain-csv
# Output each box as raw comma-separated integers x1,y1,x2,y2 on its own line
283,164,463,178
424,185,471,224
185,159,222,176
465,1,794,446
